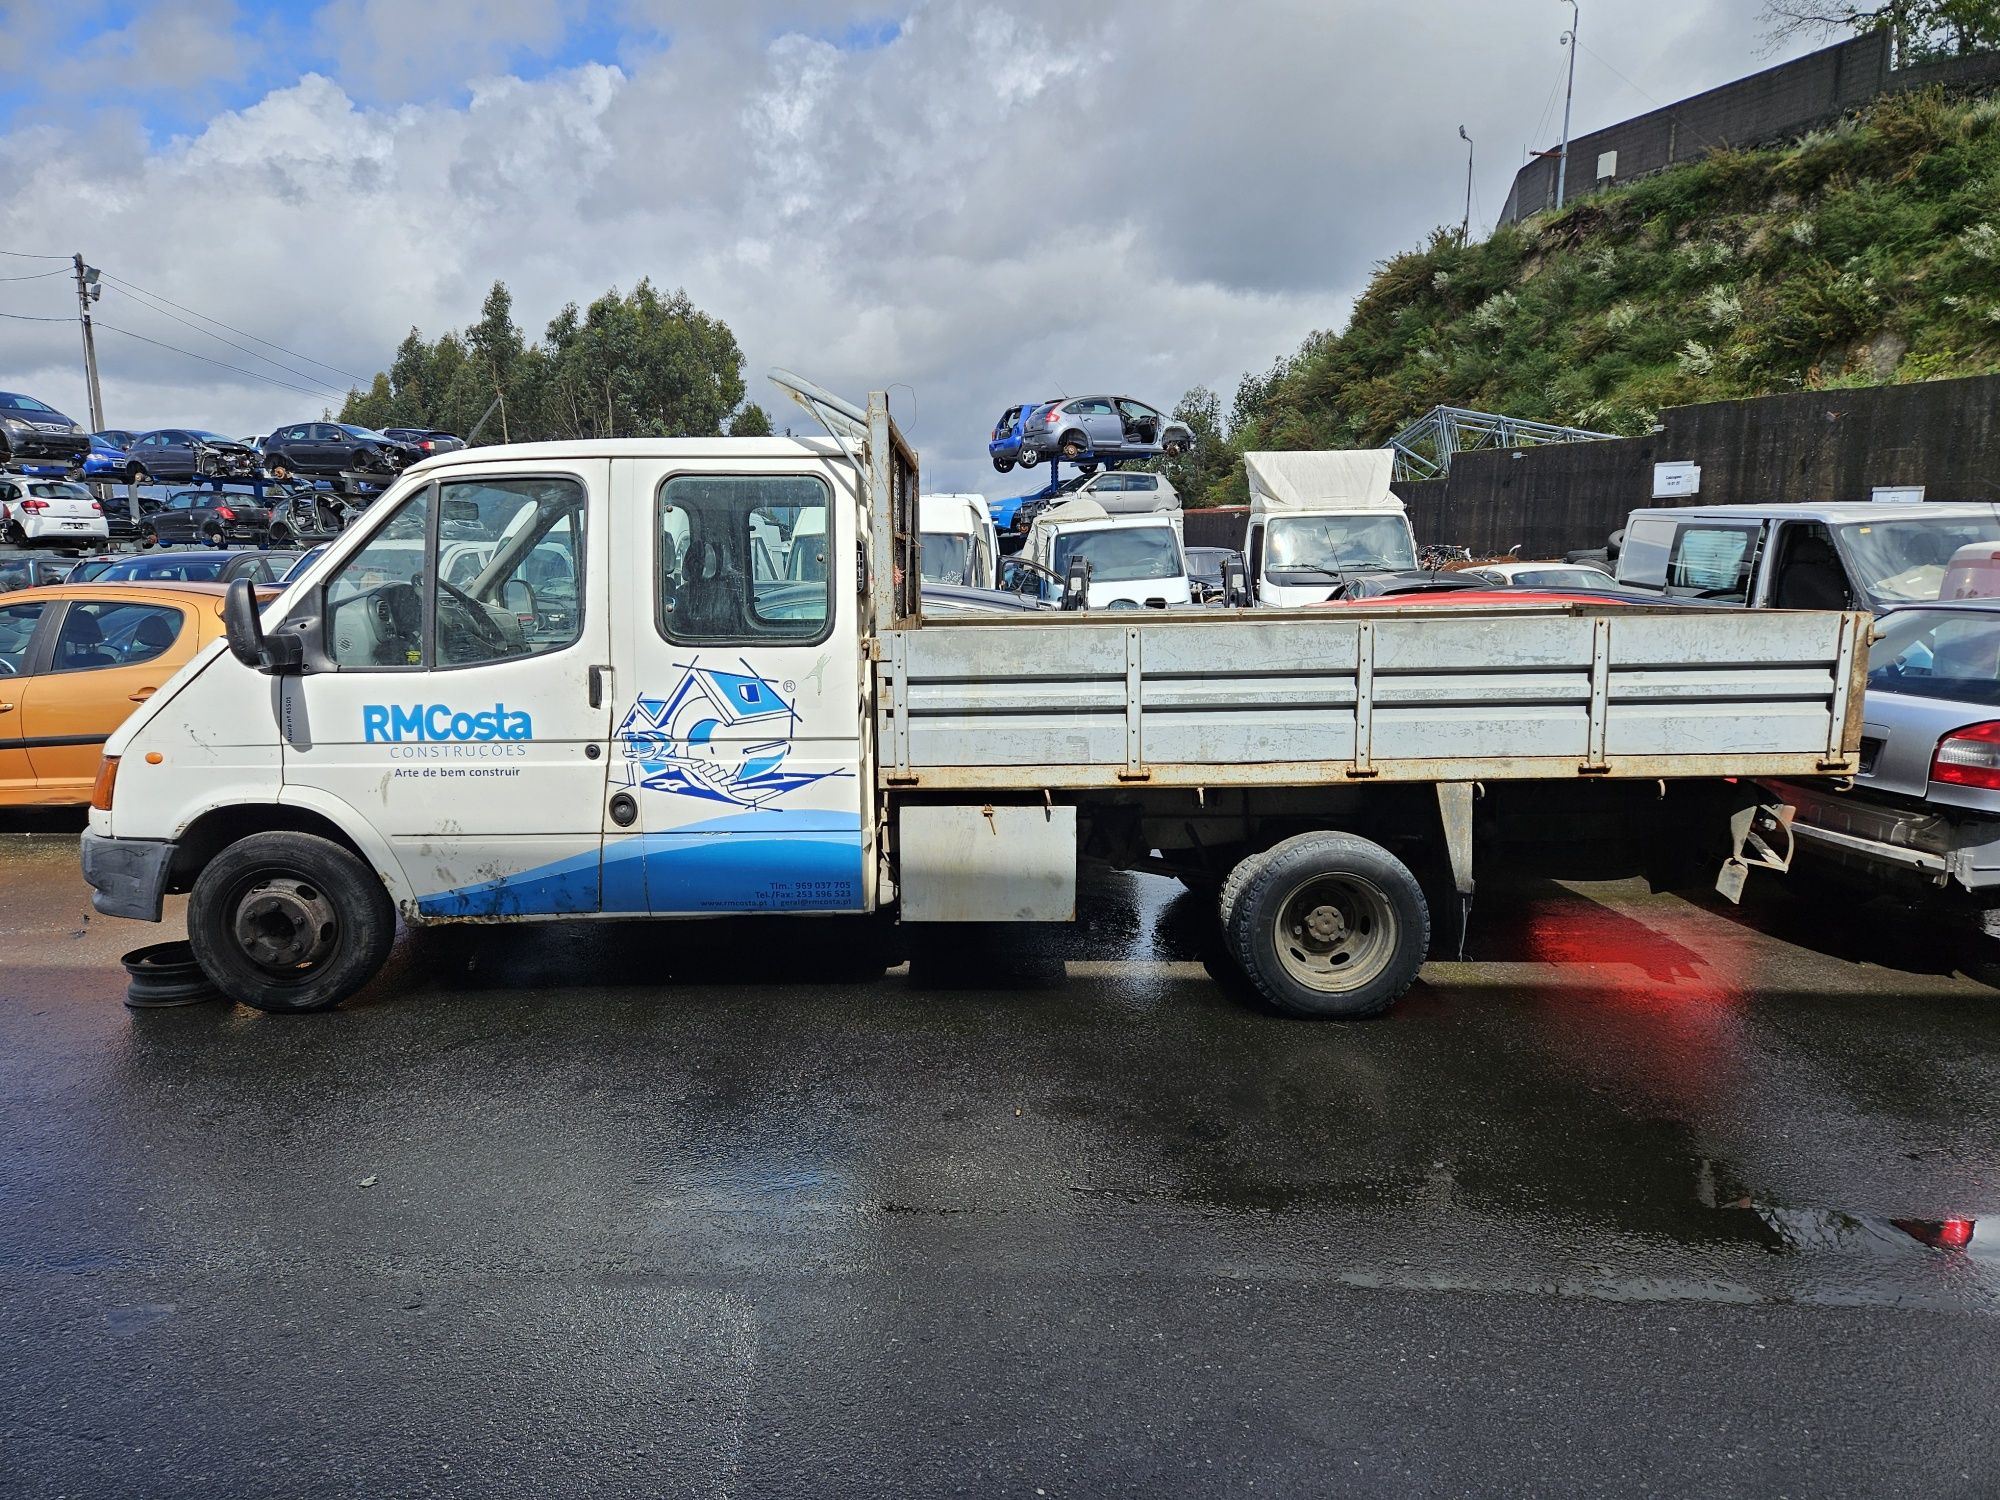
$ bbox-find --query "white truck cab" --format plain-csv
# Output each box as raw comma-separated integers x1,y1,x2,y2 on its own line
1242,450,1420,607
1022,497,1191,609
78,382,1867,1022
1615,502,2000,614
917,492,998,589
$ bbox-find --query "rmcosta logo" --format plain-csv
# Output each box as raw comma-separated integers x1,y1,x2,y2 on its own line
363,704,534,743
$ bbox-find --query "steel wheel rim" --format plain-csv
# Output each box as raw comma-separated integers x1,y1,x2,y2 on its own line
1270,872,1397,993
225,871,340,983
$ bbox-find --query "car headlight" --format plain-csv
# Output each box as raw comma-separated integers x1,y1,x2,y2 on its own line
1,417,27,435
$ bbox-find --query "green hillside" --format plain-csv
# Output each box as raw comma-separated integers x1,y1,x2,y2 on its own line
1170,87,2000,506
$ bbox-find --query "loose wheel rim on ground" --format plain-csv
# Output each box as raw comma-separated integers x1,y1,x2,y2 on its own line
1270,871,1398,993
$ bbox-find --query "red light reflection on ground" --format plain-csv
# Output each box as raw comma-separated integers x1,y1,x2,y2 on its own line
1514,893,1747,1009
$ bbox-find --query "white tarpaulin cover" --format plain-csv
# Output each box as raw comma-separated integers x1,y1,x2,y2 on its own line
1244,450,1401,514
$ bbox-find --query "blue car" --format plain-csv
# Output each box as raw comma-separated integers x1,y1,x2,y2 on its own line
987,400,1055,474
82,431,132,479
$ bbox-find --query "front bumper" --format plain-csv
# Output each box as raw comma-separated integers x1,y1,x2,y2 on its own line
6,431,89,461
80,832,176,922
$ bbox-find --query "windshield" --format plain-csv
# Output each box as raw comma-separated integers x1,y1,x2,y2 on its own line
919,532,974,585
189,431,235,444
0,394,55,412
1052,525,1181,583
1836,518,2000,609
1869,609,2000,706
341,425,389,440
1265,514,1417,574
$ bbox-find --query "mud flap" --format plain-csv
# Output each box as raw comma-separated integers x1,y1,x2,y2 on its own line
1716,801,1794,905
1438,781,1475,958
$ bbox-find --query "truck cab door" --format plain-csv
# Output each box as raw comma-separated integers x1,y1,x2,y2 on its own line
606,458,869,914
276,464,617,917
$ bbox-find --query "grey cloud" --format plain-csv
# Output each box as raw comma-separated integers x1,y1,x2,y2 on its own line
0,0,1822,493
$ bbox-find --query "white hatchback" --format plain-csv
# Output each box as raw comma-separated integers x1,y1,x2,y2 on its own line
0,476,108,546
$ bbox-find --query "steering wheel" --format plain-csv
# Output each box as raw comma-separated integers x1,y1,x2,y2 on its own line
0,659,15,675
437,576,510,652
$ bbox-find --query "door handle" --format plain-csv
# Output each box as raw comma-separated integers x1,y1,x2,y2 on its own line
588,664,611,710
0,702,13,713
129,687,157,703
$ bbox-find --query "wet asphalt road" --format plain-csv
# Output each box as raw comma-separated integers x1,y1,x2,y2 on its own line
4,819,2000,1498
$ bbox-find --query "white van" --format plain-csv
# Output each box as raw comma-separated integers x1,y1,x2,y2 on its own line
1022,497,1191,609
1240,450,1419,607
917,492,998,589
1614,502,2000,613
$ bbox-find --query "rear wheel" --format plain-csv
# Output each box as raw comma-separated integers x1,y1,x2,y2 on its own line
187,831,396,1014
1223,832,1429,1019
992,457,1014,473
3,520,24,547
1059,430,1087,459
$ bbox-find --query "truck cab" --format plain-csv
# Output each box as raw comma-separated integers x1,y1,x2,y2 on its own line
1021,497,1190,609
1614,502,2000,614
1241,450,1422,607
917,492,998,590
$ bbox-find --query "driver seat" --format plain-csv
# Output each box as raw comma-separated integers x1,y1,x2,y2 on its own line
1771,534,1849,610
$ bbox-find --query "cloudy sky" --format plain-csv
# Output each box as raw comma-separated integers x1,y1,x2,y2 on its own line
0,0,1816,496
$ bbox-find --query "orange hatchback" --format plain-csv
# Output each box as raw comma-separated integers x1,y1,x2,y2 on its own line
0,581,269,806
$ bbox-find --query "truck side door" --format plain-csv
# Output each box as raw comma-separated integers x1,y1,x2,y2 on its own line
607,458,869,914
277,464,617,916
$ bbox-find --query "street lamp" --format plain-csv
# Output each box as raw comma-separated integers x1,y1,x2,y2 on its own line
1458,125,1474,243
1557,0,1579,210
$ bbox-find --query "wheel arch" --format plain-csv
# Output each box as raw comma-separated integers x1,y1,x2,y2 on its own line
169,793,412,907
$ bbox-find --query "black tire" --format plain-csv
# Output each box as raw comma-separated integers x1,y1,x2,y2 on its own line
187,831,395,1014
2,520,25,547
992,457,1014,473
1019,450,1040,469
1217,844,1279,932
1223,832,1429,1020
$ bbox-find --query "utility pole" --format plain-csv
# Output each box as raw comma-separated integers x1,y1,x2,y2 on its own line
1458,126,1475,242
71,253,105,432
1556,0,1579,211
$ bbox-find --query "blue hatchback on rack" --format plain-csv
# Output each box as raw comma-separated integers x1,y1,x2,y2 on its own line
987,400,1055,473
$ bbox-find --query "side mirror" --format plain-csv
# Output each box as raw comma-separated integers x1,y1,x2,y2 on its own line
1061,556,1091,612
502,578,535,623
1221,553,1252,609
223,576,304,675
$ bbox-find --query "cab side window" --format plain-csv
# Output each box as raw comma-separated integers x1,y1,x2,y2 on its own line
658,474,831,644
323,478,587,671
1667,523,1761,603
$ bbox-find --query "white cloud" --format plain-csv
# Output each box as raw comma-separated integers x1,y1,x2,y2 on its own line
0,0,1818,496
309,0,585,101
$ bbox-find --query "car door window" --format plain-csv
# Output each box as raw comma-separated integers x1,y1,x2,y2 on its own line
659,474,832,643
1667,524,1761,602
0,601,46,672
54,601,186,670
326,490,434,669
434,479,585,668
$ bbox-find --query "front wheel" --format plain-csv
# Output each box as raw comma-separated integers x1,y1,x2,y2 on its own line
187,831,396,1013
1223,832,1429,1019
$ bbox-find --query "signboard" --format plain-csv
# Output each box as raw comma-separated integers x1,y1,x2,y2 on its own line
1870,485,1926,504
1653,461,1701,499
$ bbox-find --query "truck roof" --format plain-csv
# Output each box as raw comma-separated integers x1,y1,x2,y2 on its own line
402,435,848,477
1627,501,2000,524
1244,449,1402,515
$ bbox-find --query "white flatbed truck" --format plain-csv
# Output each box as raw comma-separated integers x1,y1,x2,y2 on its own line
80,380,1867,1019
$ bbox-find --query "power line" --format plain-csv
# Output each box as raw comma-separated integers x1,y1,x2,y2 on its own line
101,281,348,400
0,267,70,282
0,310,75,322
99,271,369,386
0,247,70,261
94,322,346,402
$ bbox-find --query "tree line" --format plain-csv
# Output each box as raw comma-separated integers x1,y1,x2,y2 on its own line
339,280,771,443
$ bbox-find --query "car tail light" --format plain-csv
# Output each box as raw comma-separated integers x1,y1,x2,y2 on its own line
1045,409,1061,425
20,499,46,513
1932,722,2000,789
215,506,237,521
421,439,436,451
90,499,102,512
91,756,120,811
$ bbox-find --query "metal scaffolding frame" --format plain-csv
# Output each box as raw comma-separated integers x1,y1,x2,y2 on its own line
1386,405,1616,482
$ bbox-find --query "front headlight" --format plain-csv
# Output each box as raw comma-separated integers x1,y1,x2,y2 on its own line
1,417,27,435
